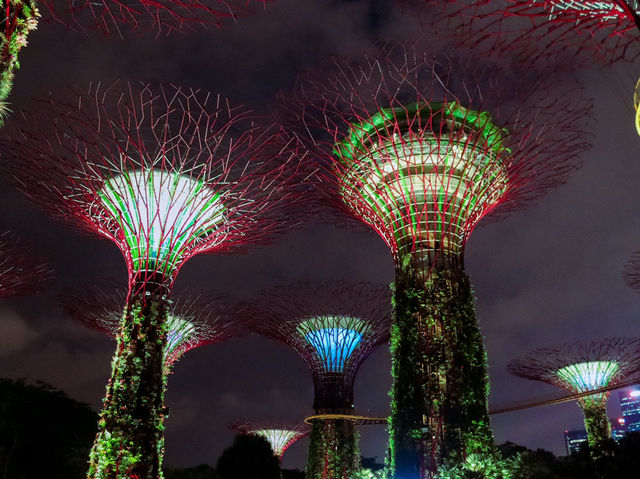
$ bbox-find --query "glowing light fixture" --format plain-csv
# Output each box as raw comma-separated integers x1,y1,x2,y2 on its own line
556,361,620,393
336,102,509,259
299,316,364,372
98,168,226,273
254,429,304,457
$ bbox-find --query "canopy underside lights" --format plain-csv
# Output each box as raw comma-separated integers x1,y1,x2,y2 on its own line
97,167,226,273
298,316,366,373
334,102,509,261
556,361,620,396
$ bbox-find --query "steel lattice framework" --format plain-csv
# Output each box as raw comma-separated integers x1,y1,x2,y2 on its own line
247,281,391,479
427,0,640,64
249,282,391,414
39,0,269,36
228,420,310,458
508,338,640,450
0,231,51,297
62,286,242,372
623,250,640,293
1,82,301,479
283,42,590,478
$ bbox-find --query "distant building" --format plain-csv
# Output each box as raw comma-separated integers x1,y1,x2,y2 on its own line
565,417,627,455
565,429,587,455
619,386,640,432
612,417,627,441
565,429,588,455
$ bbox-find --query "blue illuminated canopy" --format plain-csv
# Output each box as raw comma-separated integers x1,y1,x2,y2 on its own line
298,316,366,372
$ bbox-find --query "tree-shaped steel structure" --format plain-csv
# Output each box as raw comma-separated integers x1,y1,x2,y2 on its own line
248,282,391,479
0,1,39,123
623,250,640,293
284,44,590,478
420,1,640,133
2,82,300,479
508,338,640,452
228,420,310,458
415,0,640,64
40,0,269,36
0,230,51,297
62,286,242,374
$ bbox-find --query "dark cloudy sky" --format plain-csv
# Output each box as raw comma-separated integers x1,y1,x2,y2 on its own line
0,0,639,471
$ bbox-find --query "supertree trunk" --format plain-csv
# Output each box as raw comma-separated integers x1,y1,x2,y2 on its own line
581,401,612,453
390,254,491,477
87,275,170,479
306,419,359,479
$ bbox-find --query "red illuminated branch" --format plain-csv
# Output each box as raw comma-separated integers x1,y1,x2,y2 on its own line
3,82,302,291
284,43,591,269
623,250,640,294
0,81,302,478
0,230,52,297
228,420,310,458
418,0,640,65
508,338,640,396
508,337,640,450
246,281,391,414
61,285,243,368
38,0,269,36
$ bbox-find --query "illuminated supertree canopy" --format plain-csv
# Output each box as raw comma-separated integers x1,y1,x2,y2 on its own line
623,250,640,294
247,281,391,479
0,230,52,297
1,82,301,479
411,0,640,64
39,0,269,36
62,286,243,373
228,420,310,458
508,338,640,452
283,43,591,478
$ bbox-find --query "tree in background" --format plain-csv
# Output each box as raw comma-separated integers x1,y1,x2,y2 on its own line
0,378,97,479
216,434,280,479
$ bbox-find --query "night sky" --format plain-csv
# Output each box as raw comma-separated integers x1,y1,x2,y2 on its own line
0,0,639,471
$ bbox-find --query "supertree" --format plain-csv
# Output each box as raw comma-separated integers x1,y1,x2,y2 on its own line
283,44,591,478
61,285,242,375
40,0,270,36
0,230,51,296
623,250,640,293
228,420,310,458
408,1,640,133
507,338,640,453
402,1,640,64
0,1,269,126
247,282,391,479
1,82,302,479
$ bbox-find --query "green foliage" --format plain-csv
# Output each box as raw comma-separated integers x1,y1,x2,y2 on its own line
0,378,97,479
436,451,521,479
87,292,170,479
350,468,387,479
389,256,493,477
0,1,39,126
306,420,360,479
581,402,611,457
498,437,640,479
216,434,280,479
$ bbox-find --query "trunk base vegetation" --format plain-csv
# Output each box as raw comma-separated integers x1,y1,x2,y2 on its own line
389,254,494,478
306,419,360,479
87,285,170,479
